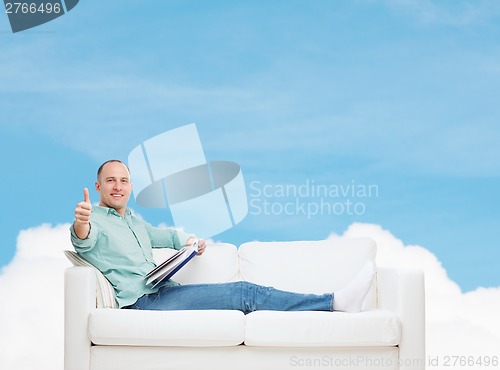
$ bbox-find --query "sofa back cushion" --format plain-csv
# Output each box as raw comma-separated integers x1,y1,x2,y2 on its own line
238,237,377,310
152,243,239,285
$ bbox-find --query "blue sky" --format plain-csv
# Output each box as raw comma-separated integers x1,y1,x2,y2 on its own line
1,0,499,292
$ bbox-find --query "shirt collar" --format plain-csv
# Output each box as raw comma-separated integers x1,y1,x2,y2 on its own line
94,205,131,217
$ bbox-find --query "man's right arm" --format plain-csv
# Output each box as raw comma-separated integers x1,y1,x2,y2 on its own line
73,188,92,240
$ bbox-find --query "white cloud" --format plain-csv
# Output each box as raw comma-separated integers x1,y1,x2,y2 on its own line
328,223,500,363
0,223,74,370
0,222,499,369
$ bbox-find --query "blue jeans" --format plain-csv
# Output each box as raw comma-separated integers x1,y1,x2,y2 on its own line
126,281,334,314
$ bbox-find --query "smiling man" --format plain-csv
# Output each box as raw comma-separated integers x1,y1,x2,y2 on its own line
70,159,375,313
71,159,205,308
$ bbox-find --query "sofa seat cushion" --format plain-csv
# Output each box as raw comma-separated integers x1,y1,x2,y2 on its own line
89,309,245,347
244,310,401,347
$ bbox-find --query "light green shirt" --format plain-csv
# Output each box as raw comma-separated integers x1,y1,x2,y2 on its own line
70,206,193,308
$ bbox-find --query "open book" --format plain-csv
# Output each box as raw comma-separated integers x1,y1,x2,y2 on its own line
144,240,198,288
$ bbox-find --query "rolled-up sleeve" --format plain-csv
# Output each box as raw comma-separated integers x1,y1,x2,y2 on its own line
70,222,100,252
143,222,195,250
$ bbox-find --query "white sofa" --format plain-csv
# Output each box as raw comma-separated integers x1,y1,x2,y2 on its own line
64,237,425,370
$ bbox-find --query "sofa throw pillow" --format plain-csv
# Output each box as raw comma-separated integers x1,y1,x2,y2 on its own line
63,250,118,309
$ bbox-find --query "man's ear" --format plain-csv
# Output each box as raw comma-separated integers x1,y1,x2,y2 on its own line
95,181,101,192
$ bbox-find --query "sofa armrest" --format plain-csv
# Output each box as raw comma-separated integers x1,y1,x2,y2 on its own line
65,266,96,370
377,267,425,370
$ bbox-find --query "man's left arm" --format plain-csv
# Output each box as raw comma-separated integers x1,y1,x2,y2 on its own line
144,222,206,254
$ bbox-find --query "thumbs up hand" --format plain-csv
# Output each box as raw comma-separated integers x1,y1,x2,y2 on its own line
75,188,92,222
83,187,91,204
74,188,92,239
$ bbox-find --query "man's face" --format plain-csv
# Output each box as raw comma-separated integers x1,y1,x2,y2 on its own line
95,162,132,215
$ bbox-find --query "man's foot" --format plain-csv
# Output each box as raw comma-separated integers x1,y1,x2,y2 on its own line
334,262,375,313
